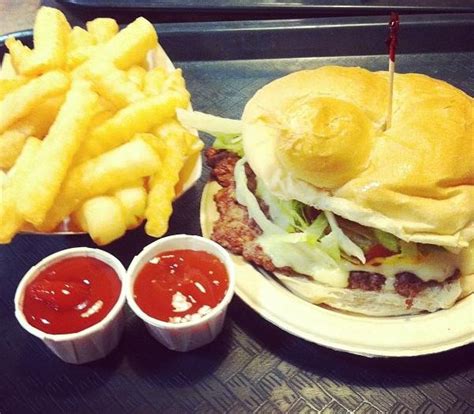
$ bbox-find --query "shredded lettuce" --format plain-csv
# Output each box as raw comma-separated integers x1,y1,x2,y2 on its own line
234,158,284,235
276,222,341,262
337,220,373,253
324,211,366,263
256,178,308,232
176,109,244,156
257,234,348,287
213,134,244,157
319,232,341,261
235,159,342,262
306,213,329,240
374,229,400,253
400,241,418,258
346,232,374,254
269,233,314,244
234,158,347,286
277,200,308,232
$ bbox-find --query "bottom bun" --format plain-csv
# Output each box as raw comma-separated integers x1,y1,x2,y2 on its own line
275,274,461,316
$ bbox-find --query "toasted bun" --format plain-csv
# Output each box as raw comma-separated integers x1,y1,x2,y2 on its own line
242,66,474,248
276,273,462,316
276,97,374,188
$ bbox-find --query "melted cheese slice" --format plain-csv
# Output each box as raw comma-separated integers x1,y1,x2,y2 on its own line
346,249,459,283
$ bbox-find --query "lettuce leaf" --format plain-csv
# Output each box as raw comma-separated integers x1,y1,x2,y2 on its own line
213,134,244,157
234,159,347,286
400,241,418,258
320,232,341,261
306,213,329,240
234,158,284,235
257,234,348,287
324,211,366,263
374,229,400,253
177,109,244,156
256,178,309,232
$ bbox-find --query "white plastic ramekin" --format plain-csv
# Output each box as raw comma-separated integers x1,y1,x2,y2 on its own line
14,247,127,364
126,234,235,352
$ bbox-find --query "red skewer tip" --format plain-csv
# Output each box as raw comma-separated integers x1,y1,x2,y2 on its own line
386,12,400,62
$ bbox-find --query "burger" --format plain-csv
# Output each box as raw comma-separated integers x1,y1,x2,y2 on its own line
179,66,473,316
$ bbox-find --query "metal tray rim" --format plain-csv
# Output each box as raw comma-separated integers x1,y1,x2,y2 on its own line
2,13,474,44
56,0,474,13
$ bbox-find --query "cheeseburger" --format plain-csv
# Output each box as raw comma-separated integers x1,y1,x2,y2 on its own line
181,66,474,316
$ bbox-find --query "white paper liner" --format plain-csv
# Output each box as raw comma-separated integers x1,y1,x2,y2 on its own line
126,234,235,352
14,247,127,364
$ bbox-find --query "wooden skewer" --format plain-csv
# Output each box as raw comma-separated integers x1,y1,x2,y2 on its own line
386,59,395,130
385,12,399,131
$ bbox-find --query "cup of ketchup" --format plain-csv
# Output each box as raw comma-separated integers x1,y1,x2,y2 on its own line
14,247,127,364
126,234,235,352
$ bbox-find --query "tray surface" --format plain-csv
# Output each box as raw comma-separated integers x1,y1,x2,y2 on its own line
1,15,473,414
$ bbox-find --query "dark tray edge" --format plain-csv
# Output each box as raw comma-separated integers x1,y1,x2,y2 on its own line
2,14,474,62
56,0,474,14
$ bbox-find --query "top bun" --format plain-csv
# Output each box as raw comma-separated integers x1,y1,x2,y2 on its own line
242,66,473,247
244,66,389,189
275,96,374,189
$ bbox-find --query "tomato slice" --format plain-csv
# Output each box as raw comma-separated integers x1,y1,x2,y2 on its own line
365,244,396,262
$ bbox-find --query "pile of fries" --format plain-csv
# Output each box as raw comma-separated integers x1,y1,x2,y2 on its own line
0,7,203,245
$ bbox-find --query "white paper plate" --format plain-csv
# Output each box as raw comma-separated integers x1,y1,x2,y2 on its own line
200,181,474,357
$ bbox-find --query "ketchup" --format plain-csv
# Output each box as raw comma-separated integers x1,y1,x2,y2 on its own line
23,257,121,334
133,250,228,323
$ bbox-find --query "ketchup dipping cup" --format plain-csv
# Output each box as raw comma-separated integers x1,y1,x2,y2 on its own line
126,234,235,352
15,247,127,364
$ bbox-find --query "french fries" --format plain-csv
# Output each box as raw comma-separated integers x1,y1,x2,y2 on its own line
92,17,157,69
0,78,28,100
40,137,161,232
72,16,157,78
74,179,148,245
86,18,119,44
83,61,145,108
0,71,69,134
144,67,167,96
73,196,127,245
0,96,64,169
127,66,147,89
0,7,202,245
0,54,16,78
4,39,33,75
75,90,190,162
113,182,148,229
0,138,41,243
145,121,198,237
0,170,6,188
69,26,96,50
8,7,70,76
0,131,28,170
67,27,96,69
17,80,98,226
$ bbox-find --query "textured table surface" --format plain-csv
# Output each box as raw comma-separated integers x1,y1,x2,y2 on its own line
1,5,473,414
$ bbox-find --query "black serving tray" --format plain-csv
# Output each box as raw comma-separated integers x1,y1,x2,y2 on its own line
3,14,474,61
56,0,474,16
1,14,473,414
